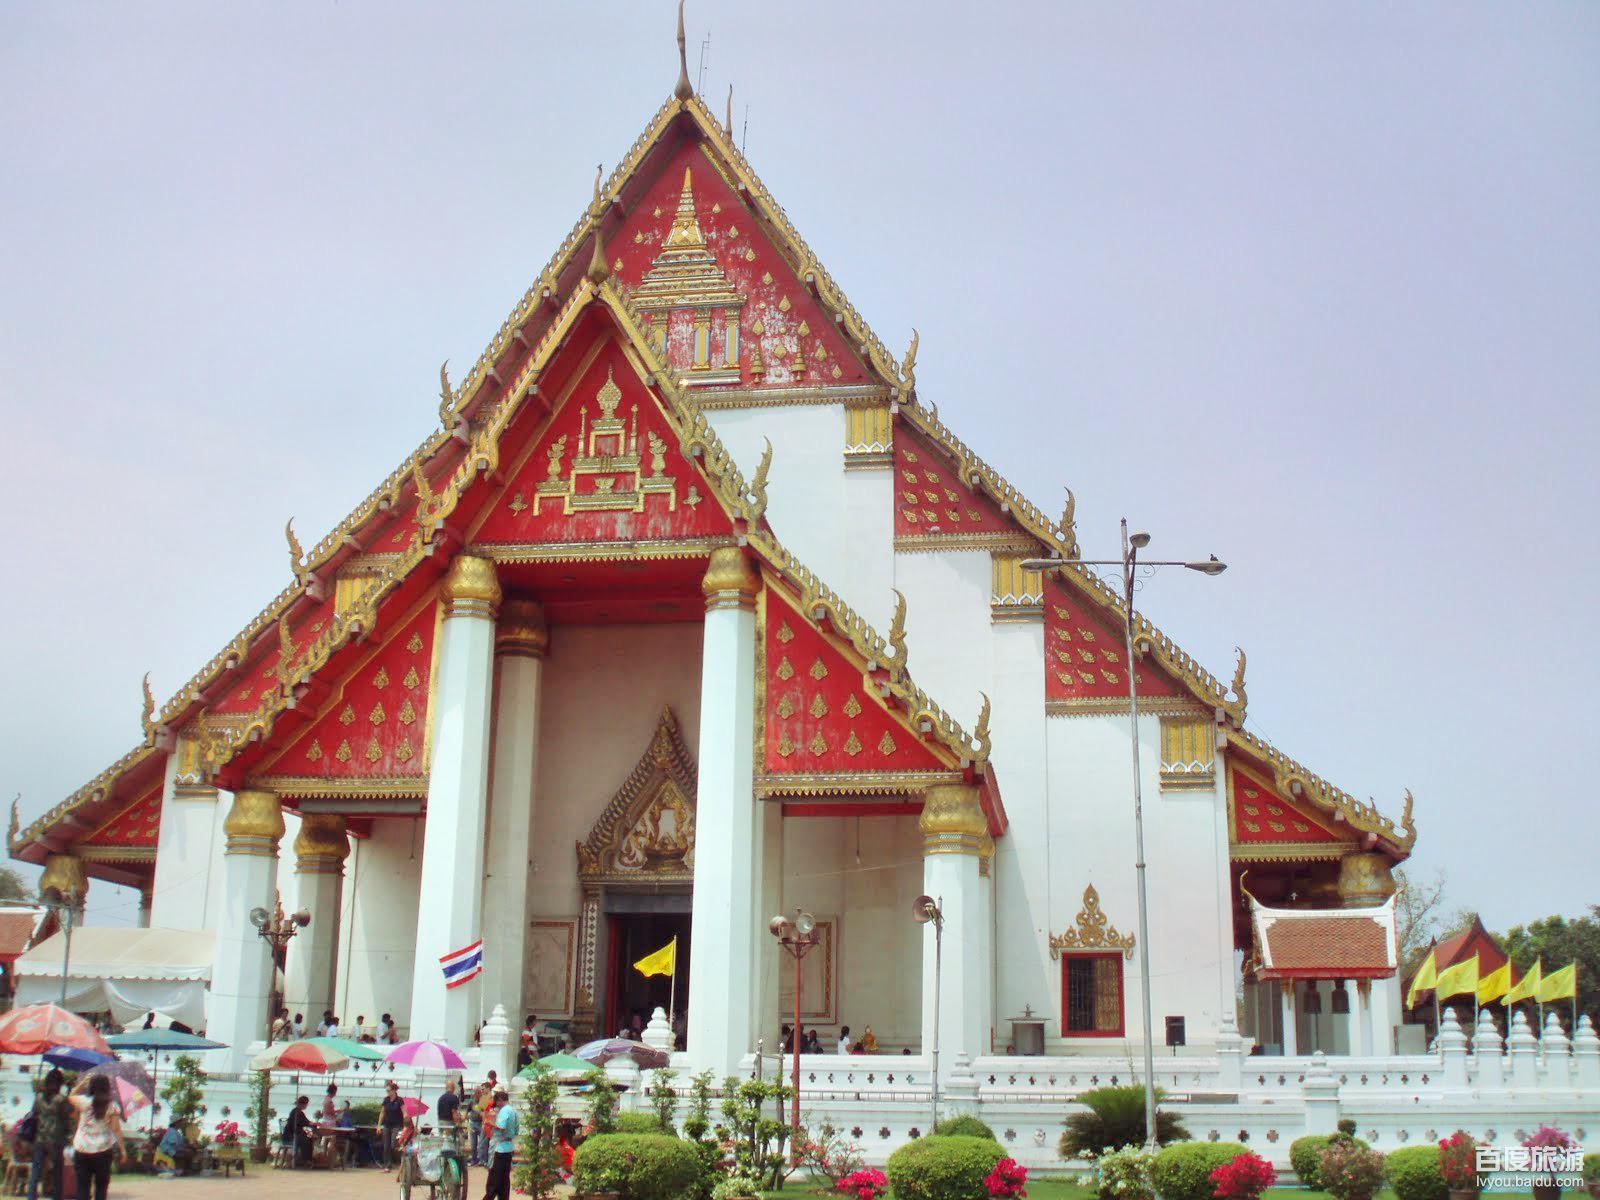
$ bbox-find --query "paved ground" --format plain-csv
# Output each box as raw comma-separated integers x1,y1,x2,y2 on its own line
103,1166,579,1199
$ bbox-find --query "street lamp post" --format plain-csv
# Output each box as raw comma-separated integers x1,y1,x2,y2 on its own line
1026,519,1225,1151
39,886,80,1008
768,908,819,1160
250,900,311,1049
912,895,944,1130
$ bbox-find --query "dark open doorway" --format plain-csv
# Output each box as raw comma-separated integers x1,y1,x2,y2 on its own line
604,910,691,1040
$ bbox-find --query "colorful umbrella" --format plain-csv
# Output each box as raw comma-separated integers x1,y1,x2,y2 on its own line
401,1096,430,1118
72,1073,152,1117
79,1059,156,1100
0,1005,110,1056
304,1036,387,1063
384,1039,465,1072
105,1029,226,1053
250,1039,349,1073
43,1045,113,1072
573,1038,668,1071
520,1052,594,1079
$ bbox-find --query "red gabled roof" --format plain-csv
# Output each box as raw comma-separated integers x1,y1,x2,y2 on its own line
1251,896,1398,981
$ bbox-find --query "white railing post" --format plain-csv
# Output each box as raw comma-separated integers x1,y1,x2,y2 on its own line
1438,1006,1470,1089
1303,1051,1340,1134
1574,1014,1600,1089
1472,1008,1505,1089
1508,1009,1540,1088
1216,1011,1244,1093
1540,1012,1573,1088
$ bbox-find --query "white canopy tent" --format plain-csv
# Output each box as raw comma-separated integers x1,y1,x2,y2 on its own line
14,928,215,1029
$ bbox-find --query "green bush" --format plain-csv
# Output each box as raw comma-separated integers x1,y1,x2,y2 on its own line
347,1101,381,1127
1148,1141,1249,1200
1060,1086,1189,1159
614,1111,667,1134
1385,1145,1447,1200
1290,1133,1370,1188
886,1135,1006,1200
1584,1153,1600,1185
931,1115,997,1142
571,1133,703,1200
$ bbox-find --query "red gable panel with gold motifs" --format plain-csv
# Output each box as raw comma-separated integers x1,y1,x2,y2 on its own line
78,785,161,851
892,426,1015,541
1230,763,1343,846
207,594,340,716
257,600,440,790
1043,577,1179,705
604,140,871,391
762,588,947,776
472,338,735,546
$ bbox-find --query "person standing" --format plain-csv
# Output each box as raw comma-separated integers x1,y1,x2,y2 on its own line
469,1079,492,1166
26,1068,72,1200
836,1025,852,1055
284,1096,315,1167
379,1081,405,1170
68,1076,126,1200
483,1088,517,1200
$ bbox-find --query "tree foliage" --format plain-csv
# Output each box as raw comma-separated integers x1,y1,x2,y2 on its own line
0,866,31,902
1393,867,1449,973
1501,907,1600,1027
513,1064,564,1200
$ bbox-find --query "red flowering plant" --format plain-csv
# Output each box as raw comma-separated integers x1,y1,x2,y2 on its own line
986,1156,1030,1198
1211,1152,1277,1200
1439,1131,1480,1191
213,1119,243,1147
836,1167,890,1200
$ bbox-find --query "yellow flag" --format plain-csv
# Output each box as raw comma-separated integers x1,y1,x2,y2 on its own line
1505,959,1542,1006
1477,961,1512,1005
1435,954,1479,1001
1407,948,1438,1008
633,937,677,979
1539,962,1576,1003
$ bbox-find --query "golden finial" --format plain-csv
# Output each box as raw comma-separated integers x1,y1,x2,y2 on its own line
1400,788,1415,836
438,360,455,427
887,588,908,671
410,455,434,514
276,614,295,680
1227,647,1248,722
141,672,155,734
586,220,610,284
748,438,773,522
285,517,305,576
902,328,919,396
1059,487,1081,561
973,691,991,761
725,84,734,137
674,0,693,100
7,797,18,846
590,163,605,218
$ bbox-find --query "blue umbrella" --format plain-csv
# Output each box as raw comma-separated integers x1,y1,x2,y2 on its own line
43,1045,112,1072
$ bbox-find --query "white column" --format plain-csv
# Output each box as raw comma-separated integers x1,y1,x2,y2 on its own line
150,737,222,930
1369,975,1398,1055
1354,980,1373,1057
687,548,760,1078
920,783,989,1075
284,814,348,1024
482,598,546,1024
208,789,283,1072
1280,981,1298,1056
408,554,501,1047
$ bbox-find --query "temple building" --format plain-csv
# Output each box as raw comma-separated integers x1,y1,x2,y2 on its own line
8,51,1416,1078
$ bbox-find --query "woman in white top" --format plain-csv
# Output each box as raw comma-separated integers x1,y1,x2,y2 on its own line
71,1075,127,1200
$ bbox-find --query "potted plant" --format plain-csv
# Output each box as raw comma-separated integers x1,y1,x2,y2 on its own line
212,1120,244,1171
242,1069,276,1164
1526,1126,1578,1200
986,1156,1030,1198
1320,1136,1387,1200
1440,1131,1480,1200
1210,1151,1277,1200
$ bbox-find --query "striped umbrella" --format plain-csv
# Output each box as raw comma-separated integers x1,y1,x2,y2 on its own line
250,1039,350,1073
0,1005,110,1056
383,1039,465,1072
304,1036,387,1063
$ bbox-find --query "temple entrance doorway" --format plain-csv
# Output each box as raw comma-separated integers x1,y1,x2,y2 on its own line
603,896,691,1040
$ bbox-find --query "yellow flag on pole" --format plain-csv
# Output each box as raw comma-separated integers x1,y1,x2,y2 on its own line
1505,959,1542,1005
1435,954,1479,1001
1476,961,1512,1005
1539,962,1577,1003
1406,948,1437,1008
633,937,677,979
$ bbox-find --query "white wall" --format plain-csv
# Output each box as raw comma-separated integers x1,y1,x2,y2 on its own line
891,549,993,719
337,818,420,1035
778,813,924,1050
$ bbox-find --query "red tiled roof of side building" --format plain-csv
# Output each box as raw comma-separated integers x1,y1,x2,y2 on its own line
1259,914,1395,980
0,910,42,964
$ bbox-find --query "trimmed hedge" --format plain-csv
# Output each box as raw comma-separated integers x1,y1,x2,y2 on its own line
886,1135,1006,1200
931,1115,998,1142
1386,1145,1447,1200
1289,1134,1370,1188
1148,1141,1250,1200
571,1132,702,1200
613,1111,668,1135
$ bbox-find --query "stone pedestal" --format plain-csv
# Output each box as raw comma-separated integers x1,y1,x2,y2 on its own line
408,555,500,1047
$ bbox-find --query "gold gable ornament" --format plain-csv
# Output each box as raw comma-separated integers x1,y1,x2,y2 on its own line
576,707,698,883
1049,884,1137,960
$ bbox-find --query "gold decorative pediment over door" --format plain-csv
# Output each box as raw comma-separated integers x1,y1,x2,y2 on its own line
576,707,698,884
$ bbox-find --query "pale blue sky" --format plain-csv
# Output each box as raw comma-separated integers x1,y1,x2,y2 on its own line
1,2,1595,931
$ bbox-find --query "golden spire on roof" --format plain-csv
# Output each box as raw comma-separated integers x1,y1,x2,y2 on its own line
595,366,623,419
674,0,693,100
665,168,705,249
725,84,734,136
632,167,741,316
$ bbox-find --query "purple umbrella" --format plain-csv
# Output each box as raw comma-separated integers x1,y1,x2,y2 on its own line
383,1039,466,1072
573,1038,668,1071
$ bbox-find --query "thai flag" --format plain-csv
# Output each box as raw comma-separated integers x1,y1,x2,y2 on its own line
439,939,484,990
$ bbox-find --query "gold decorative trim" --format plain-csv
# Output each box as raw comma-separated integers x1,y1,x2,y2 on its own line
1231,844,1350,863
1046,697,1209,718
703,546,760,612
895,532,1042,554
76,847,157,865
991,604,1043,624
920,783,988,856
692,384,891,411
224,788,284,856
755,769,961,798
10,743,160,857
1049,884,1136,960
496,598,549,660
441,554,502,619
1159,715,1217,791
249,776,430,801
577,707,697,883
472,537,734,564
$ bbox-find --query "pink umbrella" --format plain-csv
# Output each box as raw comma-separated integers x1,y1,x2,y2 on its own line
401,1096,430,1118
384,1039,465,1072
72,1074,151,1117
